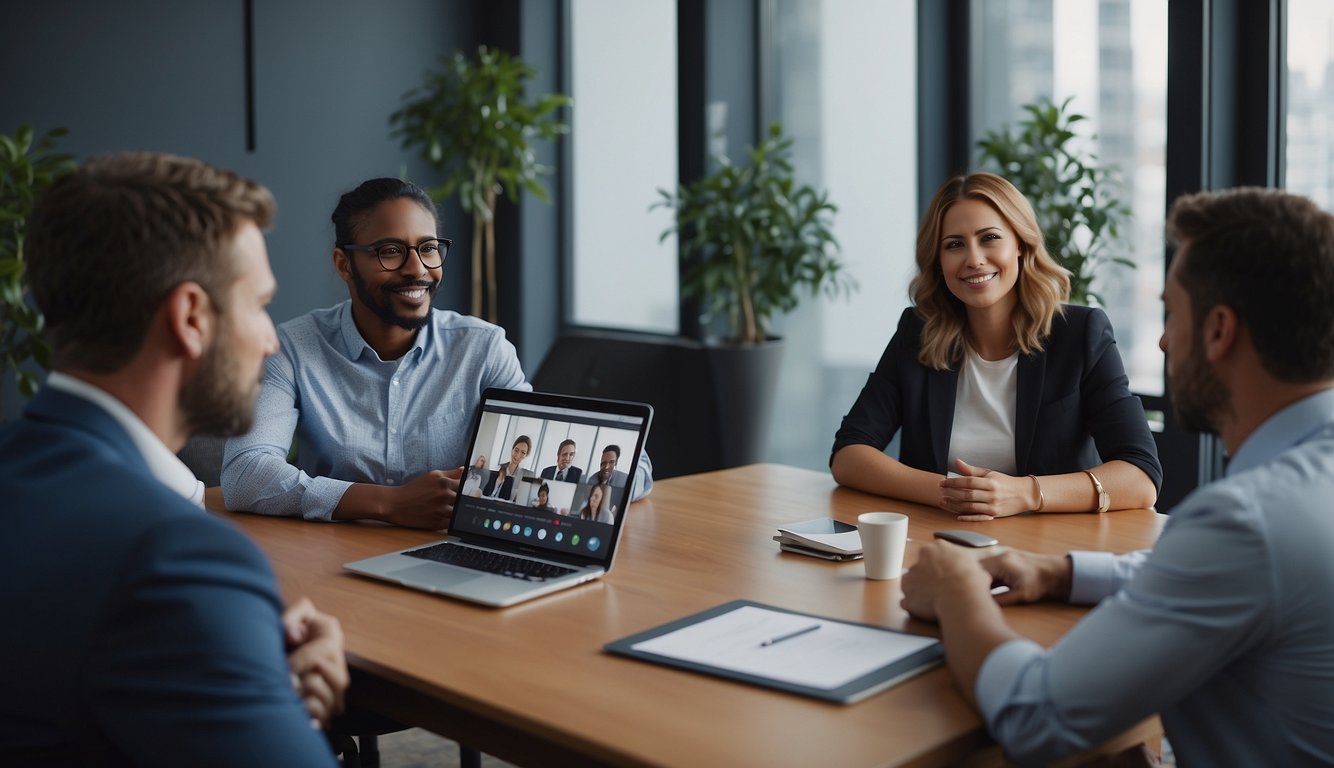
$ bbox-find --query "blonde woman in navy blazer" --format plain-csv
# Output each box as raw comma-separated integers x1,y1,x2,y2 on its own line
831,173,1161,520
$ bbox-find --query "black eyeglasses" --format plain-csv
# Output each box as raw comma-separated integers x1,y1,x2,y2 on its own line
339,238,452,271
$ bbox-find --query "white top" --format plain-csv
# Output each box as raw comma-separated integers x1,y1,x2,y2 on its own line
946,347,1019,475
45,371,206,508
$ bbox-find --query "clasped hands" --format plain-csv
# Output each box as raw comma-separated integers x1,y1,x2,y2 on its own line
939,459,1041,521
283,597,349,729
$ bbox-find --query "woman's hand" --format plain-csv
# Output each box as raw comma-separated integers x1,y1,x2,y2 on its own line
939,459,1041,521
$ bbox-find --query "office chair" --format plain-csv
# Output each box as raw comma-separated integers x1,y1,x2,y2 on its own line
534,329,783,478
532,329,724,478
177,434,227,486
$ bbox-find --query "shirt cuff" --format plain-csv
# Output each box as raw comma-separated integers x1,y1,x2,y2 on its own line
1067,550,1121,605
630,470,652,501
302,476,354,522
975,638,1046,726
630,453,654,501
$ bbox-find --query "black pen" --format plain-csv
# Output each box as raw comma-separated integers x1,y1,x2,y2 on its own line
759,623,821,647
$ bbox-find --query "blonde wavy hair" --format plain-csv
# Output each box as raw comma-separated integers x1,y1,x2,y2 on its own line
908,173,1070,370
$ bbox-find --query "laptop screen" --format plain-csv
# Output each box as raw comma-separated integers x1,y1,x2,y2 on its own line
450,389,651,566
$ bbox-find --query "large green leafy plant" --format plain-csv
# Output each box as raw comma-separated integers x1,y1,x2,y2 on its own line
657,123,852,345
976,96,1132,305
390,46,569,323
0,125,74,407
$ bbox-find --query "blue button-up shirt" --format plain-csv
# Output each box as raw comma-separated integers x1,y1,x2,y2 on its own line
976,389,1334,766
222,301,651,521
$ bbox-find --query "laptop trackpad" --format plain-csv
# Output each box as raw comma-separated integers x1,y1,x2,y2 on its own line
388,563,487,590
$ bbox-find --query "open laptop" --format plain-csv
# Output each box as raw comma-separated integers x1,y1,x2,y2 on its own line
344,388,653,607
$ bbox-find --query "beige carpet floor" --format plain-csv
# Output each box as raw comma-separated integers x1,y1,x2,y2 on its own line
363,725,1176,767
367,728,519,768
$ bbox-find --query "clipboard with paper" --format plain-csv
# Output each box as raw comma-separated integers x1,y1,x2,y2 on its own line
603,600,943,704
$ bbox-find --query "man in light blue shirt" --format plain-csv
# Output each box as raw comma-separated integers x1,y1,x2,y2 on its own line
901,187,1334,766
222,178,650,529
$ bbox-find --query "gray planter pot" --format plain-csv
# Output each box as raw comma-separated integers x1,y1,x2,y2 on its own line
704,338,784,469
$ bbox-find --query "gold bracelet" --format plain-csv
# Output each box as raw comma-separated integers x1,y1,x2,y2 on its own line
1027,474,1045,512
1084,470,1111,513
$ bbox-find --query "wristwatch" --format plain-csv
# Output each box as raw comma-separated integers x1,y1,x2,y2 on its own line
1084,470,1110,514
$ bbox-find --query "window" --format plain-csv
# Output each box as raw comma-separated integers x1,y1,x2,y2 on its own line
1286,0,1334,208
764,0,918,469
971,0,1168,396
568,0,679,332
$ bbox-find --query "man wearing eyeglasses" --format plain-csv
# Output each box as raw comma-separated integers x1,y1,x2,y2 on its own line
222,178,652,530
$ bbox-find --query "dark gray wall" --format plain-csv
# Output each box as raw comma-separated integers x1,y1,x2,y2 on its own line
1,0,479,416
245,0,475,318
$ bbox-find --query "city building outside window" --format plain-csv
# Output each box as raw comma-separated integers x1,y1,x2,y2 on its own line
972,0,1168,397
1286,0,1334,208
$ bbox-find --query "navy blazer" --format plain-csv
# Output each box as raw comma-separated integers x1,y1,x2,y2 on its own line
832,306,1163,492
540,464,582,484
483,466,526,500
0,388,335,765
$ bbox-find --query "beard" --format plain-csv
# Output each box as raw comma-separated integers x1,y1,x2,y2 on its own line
349,263,438,331
180,325,260,438
1168,329,1232,434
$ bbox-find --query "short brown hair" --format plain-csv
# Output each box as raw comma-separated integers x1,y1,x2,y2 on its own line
910,173,1070,369
1167,187,1334,383
26,151,275,372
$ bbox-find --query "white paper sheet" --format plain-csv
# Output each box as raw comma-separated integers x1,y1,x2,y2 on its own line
630,605,938,690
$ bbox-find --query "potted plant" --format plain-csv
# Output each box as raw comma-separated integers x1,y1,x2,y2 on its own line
975,96,1133,305
655,122,853,466
0,125,74,415
390,45,570,324
658,122,851,345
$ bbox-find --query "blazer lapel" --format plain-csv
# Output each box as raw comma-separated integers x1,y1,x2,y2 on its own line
1014,350,1046,472
927,366,960,474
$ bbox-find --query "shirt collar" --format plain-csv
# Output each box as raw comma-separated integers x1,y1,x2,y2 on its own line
1227,388,1334,476
335,299,430,362
45,372,207,508
337,299,375,360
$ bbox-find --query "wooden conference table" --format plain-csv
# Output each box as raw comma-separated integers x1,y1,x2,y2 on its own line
221,464,1165,767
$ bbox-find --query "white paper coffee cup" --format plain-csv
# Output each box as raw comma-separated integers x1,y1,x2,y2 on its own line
858,511,908,580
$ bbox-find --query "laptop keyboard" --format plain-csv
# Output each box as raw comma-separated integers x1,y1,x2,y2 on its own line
405,543,577,582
